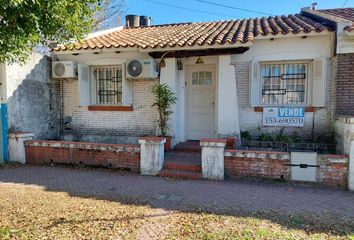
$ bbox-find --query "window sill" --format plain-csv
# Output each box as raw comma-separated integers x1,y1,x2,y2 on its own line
254,107,315,112
88,105,133,111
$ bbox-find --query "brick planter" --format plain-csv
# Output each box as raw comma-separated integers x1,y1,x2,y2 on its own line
224,149,349,188
25,140,141,172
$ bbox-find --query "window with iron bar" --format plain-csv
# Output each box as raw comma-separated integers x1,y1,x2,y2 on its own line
261,62,307,105
94,66,123,105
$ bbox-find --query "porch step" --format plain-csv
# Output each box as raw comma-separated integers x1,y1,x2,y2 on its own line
160,151,202,180
163,161,201,172
174,141,201,153
159,169,202,180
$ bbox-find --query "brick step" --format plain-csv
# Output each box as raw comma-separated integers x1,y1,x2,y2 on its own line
174,143,201,153
159,169,202,180
163,161,201,172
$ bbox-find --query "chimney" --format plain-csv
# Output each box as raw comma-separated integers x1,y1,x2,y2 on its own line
125,15,140,28
311,2,317,10
140,16,152,27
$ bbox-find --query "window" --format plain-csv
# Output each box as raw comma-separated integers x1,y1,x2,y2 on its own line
261,62,307,105
192,71,212,85
94,66,123,105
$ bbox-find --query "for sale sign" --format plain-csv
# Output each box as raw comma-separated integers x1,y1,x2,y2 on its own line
263,107,305,127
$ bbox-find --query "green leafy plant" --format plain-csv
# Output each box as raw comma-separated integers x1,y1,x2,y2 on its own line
151,83,177,137
0,0,124,63
241,131,252,141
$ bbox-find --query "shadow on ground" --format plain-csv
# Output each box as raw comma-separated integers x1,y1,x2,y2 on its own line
0,164,353,236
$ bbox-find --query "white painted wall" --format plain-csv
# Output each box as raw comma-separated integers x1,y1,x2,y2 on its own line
217,55,240,138
160,58,179,144
335,117,354,155
62,78,157,140
232,35,333,63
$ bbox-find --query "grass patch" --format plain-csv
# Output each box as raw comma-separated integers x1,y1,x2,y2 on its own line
166,211,354,240
0,182,353,239
0,227,23,239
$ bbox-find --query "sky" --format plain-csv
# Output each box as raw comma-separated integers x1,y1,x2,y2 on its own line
125,0,354,25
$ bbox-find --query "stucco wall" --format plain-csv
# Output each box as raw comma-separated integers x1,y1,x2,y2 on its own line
4,52,60,140
62,78,157,143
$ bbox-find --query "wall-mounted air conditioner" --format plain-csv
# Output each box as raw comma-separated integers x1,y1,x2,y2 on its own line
126,59,158,79
52,61,78,79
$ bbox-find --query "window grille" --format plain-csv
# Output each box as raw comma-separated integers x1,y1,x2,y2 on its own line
261,63,307,105
94,66,123,105
192,71,212,85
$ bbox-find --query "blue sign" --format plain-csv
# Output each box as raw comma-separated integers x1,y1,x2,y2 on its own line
263,107,305,127
278,107,305,118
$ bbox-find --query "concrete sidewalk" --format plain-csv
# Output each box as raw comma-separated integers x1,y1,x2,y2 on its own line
0,165,353,218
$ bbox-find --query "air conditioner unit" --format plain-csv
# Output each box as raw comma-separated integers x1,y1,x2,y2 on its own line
126,59,158,79
52,61,78,79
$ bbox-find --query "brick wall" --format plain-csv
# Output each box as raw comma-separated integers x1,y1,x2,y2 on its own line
224,150,349,188
62,79,157,143
317,154,348,188
25,140,140,172
335,53,354,116
234,62,333,140
224,150,291,180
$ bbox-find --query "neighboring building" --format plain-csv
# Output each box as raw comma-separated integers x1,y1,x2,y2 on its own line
301,8,354,117
52,10,343,146
0,50,60,162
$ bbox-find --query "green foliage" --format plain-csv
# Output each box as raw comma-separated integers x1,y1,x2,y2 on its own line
0,0,101,63
240,131,252,141
242,128,300,143
151,83,177,137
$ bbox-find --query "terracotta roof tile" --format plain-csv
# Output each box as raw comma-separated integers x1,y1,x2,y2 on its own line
318,8,354,21
53,14,330,52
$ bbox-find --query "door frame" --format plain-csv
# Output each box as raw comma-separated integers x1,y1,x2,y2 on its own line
185,64,217,140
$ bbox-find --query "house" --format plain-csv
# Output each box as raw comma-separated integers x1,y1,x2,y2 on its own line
51,8,344,148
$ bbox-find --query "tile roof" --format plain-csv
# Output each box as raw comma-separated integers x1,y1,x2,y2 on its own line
53,14,330,52
318,8,354,32
318,8,354,22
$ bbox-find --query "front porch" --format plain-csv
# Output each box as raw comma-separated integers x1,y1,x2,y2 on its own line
19,136,351,189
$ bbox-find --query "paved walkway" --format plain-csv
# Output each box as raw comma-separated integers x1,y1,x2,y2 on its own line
0,166,354,219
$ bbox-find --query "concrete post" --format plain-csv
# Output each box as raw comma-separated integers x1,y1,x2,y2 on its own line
8,132,34,164
138,137,166,175
200,138,227,180
349,141,354,191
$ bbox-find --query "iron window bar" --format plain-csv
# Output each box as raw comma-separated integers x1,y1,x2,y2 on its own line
262,89,287,95
95,67,123,105
281,73,306,80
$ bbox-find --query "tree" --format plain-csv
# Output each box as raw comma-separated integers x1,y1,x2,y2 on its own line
0,0,123,64
93,0,126,31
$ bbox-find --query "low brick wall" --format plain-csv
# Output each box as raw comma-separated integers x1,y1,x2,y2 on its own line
25,140,140,172
224,150,349,188
224,150,291,180
317,155,348,188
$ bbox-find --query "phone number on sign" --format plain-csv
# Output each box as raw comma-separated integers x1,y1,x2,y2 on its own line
264,117,304,125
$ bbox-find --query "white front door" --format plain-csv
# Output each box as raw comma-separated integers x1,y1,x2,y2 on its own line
187,65,216,140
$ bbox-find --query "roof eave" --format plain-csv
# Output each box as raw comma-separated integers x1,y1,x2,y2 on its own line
51,30,333,56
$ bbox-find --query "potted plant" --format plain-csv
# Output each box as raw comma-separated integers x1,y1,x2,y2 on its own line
151,83,177,151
